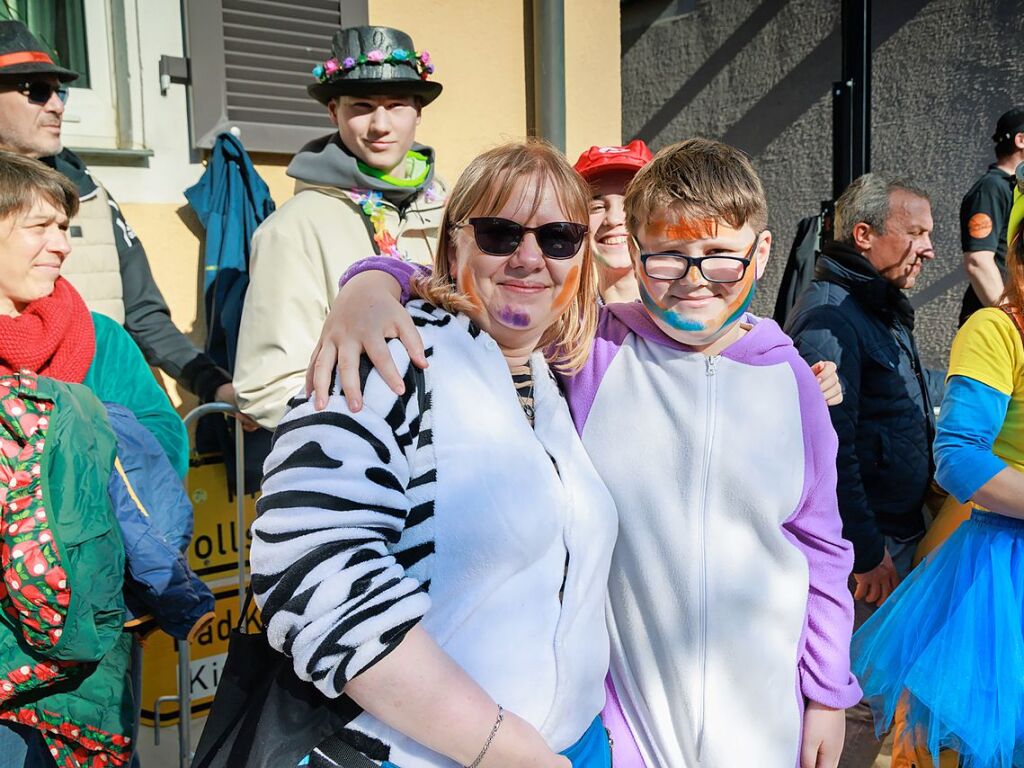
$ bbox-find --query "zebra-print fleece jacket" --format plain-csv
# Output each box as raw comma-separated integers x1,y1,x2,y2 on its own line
249,301,618,767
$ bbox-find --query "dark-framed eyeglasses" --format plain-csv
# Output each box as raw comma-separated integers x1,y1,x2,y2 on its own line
636,232,762,283
456,217,588,260
10,81,69,106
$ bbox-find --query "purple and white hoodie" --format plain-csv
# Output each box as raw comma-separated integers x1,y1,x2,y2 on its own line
562,303,861,768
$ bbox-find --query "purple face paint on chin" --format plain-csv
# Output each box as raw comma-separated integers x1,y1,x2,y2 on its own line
498,306,531,328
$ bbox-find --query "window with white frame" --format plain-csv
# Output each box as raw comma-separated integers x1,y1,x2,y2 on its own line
2,0,124,149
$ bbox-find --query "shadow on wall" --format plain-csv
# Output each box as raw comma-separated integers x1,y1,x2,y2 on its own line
629,0,931,157
620,0,1024,368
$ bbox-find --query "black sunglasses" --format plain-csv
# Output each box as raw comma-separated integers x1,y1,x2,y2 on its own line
12,81,69,106
458,217,588,260
636,233,762,283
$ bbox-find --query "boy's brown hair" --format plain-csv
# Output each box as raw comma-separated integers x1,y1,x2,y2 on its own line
624,138,767,239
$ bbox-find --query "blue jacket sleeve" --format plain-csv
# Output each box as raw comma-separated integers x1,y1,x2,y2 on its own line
934,375,1009,503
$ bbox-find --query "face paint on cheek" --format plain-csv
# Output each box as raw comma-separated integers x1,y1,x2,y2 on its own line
497,306,532,328
552,265,581,313
712,270,758,330
637,274,706,332
637,268,759,340
457,263,484,310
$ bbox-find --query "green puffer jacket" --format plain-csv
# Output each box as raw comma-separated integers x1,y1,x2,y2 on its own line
0,373,133,767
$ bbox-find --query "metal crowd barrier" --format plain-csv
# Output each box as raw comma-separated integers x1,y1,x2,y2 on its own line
152,402,247,768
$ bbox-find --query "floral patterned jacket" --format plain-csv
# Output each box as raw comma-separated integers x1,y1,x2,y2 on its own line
0,373,132,768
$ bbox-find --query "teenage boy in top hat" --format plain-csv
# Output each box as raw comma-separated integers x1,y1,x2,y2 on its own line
233,25,446,430
959,106,1024,325
574,140,652,305
0,20,236,409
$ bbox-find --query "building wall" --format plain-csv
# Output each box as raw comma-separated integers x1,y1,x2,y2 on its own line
91,0,621,410
621,0,1024,368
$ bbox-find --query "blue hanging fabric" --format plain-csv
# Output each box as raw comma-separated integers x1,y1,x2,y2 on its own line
185,132,275,373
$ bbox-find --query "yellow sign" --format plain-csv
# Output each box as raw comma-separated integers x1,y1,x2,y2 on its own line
139,585,261,726
186,460,259,580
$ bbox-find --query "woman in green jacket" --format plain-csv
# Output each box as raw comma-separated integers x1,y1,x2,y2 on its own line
0,151,187,766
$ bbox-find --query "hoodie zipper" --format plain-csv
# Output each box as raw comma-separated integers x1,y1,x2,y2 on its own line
695,355,719,760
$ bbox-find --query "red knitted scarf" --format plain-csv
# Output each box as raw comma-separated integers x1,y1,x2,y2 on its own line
0,279,95,383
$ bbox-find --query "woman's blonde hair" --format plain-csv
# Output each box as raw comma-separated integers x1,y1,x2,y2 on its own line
417,139,598,373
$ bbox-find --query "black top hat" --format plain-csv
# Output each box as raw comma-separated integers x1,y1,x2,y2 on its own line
307,26,442,106
0,21,78,82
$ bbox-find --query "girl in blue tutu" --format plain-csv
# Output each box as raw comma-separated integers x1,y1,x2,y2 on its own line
851,162,1024,768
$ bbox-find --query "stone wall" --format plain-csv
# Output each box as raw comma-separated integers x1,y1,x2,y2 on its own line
621,0,1024,367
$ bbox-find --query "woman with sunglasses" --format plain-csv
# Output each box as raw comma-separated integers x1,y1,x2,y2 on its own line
250,140,616,768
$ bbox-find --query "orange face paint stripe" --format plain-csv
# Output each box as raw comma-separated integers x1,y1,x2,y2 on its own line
552,265,581,312
647,218,718,241
458,263,484,310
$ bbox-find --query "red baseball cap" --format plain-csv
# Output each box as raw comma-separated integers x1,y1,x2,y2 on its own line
573,139,653,182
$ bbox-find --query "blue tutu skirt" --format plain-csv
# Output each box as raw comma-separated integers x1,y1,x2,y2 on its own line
852,511,1024,768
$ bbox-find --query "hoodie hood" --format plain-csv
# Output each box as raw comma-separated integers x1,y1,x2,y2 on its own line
287,132,436,207
605,301,794,364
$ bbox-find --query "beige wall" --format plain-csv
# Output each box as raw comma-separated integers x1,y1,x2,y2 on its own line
564,0,622,161
126,0,620,411
368,0,530,185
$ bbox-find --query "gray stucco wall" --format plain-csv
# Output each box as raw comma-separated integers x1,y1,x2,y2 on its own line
621,0,1024,368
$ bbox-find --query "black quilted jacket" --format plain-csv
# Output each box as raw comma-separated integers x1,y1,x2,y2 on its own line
785,242,943,573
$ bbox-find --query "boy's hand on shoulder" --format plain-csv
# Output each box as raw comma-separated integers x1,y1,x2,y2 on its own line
801,700,844,768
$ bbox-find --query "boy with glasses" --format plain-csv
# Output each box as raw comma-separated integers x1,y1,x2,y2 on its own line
308,138,859,768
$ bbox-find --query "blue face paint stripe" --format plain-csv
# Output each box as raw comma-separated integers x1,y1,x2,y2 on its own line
639,284,706,331
639,274,758,335
720,275,757,329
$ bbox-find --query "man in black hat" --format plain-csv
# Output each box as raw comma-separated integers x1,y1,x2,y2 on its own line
234,25,446,429
0,20,236,407
959,106,1024,325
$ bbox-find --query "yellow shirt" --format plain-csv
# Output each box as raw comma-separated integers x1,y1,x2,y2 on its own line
948,307,1024,474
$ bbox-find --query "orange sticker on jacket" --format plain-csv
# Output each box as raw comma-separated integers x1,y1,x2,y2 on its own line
968,212,994,239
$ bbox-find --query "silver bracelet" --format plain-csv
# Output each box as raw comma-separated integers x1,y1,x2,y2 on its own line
466,705,504,768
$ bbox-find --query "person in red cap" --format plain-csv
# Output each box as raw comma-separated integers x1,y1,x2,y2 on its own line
573,140,653,304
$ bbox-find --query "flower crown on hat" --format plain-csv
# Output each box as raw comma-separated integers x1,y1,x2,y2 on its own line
313,49,435,83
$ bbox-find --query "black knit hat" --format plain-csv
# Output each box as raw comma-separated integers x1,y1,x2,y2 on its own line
0,21,78,82
307,26,442,106
992,107,1024,144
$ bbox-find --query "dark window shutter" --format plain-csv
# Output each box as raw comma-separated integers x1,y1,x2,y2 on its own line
185,0,368,153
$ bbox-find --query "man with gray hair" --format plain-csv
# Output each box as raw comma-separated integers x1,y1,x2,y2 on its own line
785,173,944,768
